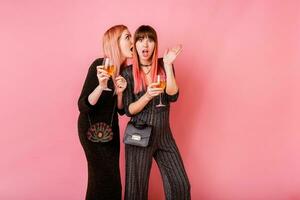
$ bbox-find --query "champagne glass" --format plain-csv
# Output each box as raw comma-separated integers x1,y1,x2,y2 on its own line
106,59,116,77
156,74,166,107
106,59,117,94
100,58,115,91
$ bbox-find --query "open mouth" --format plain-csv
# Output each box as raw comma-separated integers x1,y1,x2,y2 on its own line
142,49,149,57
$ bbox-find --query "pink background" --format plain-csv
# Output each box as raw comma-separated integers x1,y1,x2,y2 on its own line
1,0,300,199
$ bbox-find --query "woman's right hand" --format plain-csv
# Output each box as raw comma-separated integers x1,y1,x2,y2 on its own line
145,82,164,100
96,66,110,89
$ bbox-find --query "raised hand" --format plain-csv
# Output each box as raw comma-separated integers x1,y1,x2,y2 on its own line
163,44,183,66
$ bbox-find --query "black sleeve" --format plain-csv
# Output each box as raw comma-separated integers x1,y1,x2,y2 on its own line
166,89,179,102
121,68,136,117
77,59,100,113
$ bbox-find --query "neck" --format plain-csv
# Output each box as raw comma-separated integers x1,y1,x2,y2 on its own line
120,56,126,65
142,67,151,75
140,63,152,67
139,59,152,66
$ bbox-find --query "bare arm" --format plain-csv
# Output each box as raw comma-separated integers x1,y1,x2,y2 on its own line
88,67,110,105
88,85,105,105
163,45,182,95
164,63,178,95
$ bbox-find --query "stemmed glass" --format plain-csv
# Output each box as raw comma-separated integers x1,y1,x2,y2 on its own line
101,58,116,91
155,74,166,107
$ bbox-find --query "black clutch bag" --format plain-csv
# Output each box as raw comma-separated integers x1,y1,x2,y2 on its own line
124,101,155,147
124,122,152,147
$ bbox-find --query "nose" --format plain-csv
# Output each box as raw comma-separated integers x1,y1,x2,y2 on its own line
143,39,148,47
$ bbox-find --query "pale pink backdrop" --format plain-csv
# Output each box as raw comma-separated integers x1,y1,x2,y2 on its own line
1,0,300,199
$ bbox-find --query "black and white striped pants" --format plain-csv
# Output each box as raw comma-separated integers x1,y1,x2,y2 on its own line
125,124,191,200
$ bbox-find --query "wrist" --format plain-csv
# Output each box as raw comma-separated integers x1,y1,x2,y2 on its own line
97,85,104,92
117,91,123,97
163,62,172,69
144,93,152,101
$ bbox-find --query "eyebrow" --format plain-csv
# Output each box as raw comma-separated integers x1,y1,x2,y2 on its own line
138,36,153,40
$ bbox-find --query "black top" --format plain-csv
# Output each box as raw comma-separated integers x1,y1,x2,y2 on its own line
78,58,125,132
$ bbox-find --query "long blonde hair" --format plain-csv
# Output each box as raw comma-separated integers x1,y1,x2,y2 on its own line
102,24,128,77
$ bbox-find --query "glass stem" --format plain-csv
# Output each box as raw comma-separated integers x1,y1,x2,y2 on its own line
159,93,162,104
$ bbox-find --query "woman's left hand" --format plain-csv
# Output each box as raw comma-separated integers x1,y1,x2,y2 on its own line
115,76,127,95
163,44,183,66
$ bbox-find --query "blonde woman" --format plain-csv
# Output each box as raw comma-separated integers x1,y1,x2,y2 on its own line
78,25,132,200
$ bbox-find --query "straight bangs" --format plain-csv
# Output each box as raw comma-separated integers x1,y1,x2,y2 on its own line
134,30,157,43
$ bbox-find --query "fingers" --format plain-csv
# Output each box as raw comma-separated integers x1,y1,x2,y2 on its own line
115,76,125,81
116,79,127,88
147,89,163,97
163,48,169,57
115,76,127,91
97,66,109,79
150,87,163,92
97,70,109,85
147,83,163,97
97,69,108,74
97,73,110,79
174,44,183,55
170,44,182,56
97,65,107,71
163,45,182,66
115,76,126,84
97,65,109,73
149,82,160,88
98,76,109,83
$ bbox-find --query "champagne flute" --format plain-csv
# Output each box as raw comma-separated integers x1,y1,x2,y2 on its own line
156,74,166,107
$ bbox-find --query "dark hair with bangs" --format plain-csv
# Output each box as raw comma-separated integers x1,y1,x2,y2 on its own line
134,25,157,43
